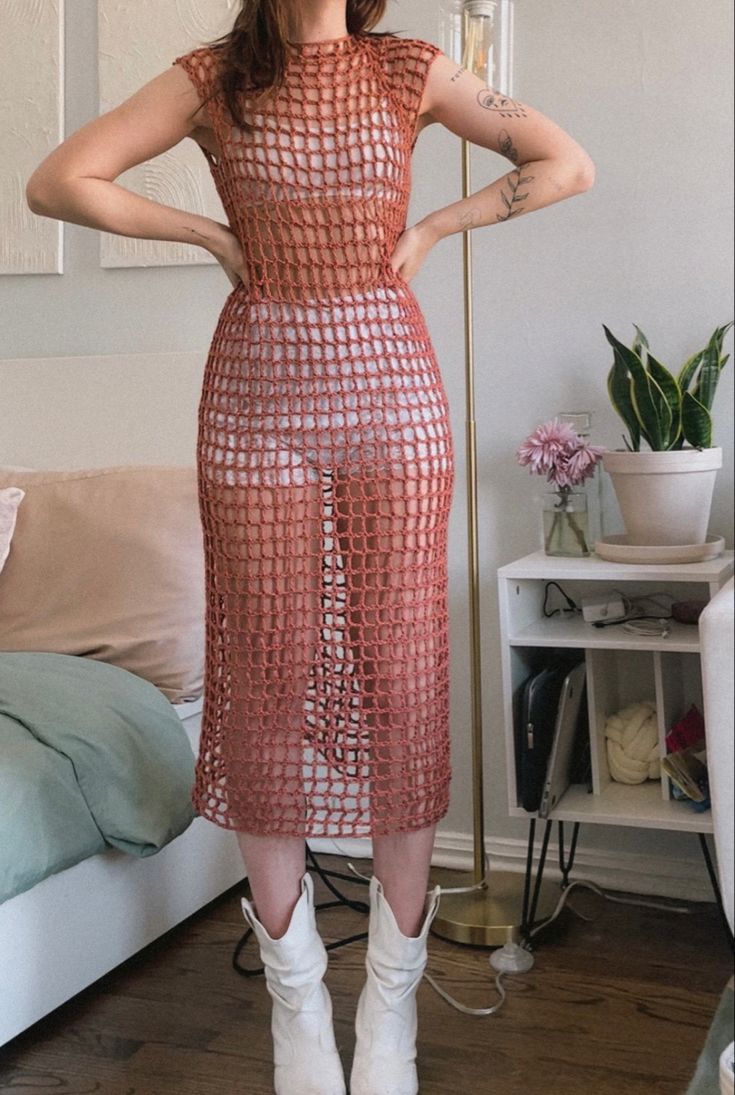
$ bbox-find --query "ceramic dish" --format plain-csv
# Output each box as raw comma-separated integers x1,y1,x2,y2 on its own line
594,534,726,565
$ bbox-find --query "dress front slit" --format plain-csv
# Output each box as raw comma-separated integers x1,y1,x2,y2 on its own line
173,31,455,837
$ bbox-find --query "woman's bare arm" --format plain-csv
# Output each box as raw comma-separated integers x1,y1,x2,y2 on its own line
417,52,596,243
25,65,241,270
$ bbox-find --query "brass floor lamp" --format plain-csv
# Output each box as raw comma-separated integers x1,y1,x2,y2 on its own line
431,0,558,947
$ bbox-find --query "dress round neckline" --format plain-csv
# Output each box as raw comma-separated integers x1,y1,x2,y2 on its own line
289,33,360,53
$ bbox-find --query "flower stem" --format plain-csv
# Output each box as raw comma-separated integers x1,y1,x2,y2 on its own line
545,490,590,555
545,511,561,553
567,512,590,554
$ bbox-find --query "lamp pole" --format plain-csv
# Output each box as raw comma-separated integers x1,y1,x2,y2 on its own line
431,0,557,946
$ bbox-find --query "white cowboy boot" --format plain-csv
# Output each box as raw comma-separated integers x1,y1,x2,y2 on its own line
350,875,441,1095
241,872,346,1095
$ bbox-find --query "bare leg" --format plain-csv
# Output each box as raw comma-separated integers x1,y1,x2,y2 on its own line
200,475,324,940
332,467,446,939
238,835,347,1094
372,825,438,937
236,833,307,939
351,825,441,1094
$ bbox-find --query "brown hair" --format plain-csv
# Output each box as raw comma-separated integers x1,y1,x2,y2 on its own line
202,0,394,128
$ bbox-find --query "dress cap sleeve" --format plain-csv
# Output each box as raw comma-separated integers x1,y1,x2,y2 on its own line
171,46,218,105
384,37,445,143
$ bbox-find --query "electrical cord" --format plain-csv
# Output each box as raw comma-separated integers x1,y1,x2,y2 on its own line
340,852,692,1018
419,879,692,1019
591,589,675,632
542,581,679,630
543,581,580,618
541,580,677,636
345,855,509,1017
622,618,671,638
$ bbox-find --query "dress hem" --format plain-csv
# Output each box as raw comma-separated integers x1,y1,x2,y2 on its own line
190,789,451,840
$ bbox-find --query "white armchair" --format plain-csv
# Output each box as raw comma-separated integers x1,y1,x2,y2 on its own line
700,576,734,934
699,576,734,1095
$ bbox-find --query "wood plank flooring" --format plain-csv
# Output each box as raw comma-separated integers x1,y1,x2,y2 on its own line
0,857,732,1094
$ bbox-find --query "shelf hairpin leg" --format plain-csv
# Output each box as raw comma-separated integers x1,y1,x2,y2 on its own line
522,818,554,939
558,821,581,890
698,833,735,951
522,818,583,943
521,817,537,934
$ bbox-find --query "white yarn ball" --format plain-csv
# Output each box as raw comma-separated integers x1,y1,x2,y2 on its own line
605,700,661,784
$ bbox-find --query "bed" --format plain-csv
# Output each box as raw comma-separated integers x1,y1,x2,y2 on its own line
0,685,245,1047
0,465,247,1048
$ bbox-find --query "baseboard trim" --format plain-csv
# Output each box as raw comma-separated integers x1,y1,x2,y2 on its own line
310,828,715,903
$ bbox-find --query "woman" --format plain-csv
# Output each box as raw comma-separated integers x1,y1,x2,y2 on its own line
26,1,594,1091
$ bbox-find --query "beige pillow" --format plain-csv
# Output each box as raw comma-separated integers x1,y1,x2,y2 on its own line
0,487,25,574
0,465,205,704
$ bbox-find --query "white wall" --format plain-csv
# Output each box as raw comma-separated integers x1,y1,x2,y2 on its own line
2,0,733,898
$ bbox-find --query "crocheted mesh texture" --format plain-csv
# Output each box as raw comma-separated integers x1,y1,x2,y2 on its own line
173,33,454,837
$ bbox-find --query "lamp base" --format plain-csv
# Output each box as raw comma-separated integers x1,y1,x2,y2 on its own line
430,868,560,947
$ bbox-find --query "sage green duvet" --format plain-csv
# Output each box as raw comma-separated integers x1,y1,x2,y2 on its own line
0,651,197,904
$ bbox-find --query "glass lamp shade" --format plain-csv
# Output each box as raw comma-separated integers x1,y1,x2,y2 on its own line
439,1,465,65
440,0,514,94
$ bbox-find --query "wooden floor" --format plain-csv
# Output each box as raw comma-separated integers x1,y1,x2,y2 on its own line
0,857,732,1094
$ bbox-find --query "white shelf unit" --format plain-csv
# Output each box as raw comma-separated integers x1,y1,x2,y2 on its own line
497,550,734,836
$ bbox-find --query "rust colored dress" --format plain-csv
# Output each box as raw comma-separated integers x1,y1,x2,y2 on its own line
172,32,455,839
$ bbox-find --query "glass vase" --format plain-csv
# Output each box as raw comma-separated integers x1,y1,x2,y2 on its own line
556,410,607,543
543,490,591,557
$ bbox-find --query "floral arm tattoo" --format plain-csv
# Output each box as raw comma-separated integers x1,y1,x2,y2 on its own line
437,79,579,234
496,167,535,222
477,88,535,222
498,128,519,165
496,126,534,221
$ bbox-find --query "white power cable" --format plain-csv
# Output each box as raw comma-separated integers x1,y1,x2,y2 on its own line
343,852,492,897
334,847,692,1019
422,871,692,1016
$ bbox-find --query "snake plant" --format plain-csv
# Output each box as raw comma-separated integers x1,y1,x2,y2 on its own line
604,321,733,451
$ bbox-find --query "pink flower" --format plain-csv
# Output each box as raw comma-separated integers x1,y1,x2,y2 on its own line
566,442,606,485
517,419,578,474
517,418,605,490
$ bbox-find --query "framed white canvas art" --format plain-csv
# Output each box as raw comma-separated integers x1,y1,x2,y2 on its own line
0,0,65,275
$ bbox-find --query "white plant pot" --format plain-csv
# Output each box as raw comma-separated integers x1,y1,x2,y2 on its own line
602,447,723,546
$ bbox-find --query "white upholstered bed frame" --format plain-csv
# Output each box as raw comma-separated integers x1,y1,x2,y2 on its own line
0,696,247,1048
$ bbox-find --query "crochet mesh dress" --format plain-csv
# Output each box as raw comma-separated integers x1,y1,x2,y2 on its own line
172,31,454,838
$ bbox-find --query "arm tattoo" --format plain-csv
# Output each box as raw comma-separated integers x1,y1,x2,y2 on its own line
496,167,535,222
477,89,528,118
498,128,519,165
451,65,467,83
458,206,482,231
